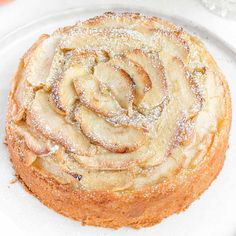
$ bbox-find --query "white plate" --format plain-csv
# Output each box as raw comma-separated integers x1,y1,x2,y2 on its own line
0,5,235,236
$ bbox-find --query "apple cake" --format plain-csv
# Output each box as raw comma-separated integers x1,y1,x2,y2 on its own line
5,12,231,228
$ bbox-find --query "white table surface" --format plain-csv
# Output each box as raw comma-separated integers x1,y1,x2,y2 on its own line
0,1,235,235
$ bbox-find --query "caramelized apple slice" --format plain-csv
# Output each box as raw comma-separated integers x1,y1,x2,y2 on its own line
50,49,102,114
45,50,65,90
26,90,95,155
153,29,189,63
126,49,167,113
78,168,133,191
74,73,124,117
76,106,146,153
108,56,151,105
50,66,79,115
46,49,98,91
68,50,97,72
75,15,187,60
81,12,181,34
162,55,197,111
60,29,144,57
41,151,133,191
14,80,34,111
94,63,135,111
72,142,155,171
24,150,37,167
13,61,34,121
25,34,60,87
148,56,197,161
14,123,56,155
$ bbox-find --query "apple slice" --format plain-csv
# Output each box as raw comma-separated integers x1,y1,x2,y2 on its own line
60,29,143,57
50,50,98,114
26,90,95,155
94,63,135,111
53,151,134,191
68,50,97,72
71,142,153,171
50,66,78,115
13,61,34,121
149,56,197,160
25,34,60,87
74,73,124,117
75,14,187,60
75,106,146,153
14,123,56,156
46,49,97,91
126,49,167,113
108,56,151,105
164,56,197,112
153,29,189,63
81,12,181,34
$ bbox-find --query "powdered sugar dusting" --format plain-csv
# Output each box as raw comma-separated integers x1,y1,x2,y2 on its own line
107,96,168,131
10,11,217,191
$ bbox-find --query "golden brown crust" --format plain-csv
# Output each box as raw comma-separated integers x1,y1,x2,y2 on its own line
6,107,230,228
5,12,231,229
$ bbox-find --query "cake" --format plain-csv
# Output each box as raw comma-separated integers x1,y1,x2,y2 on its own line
5,12,231,228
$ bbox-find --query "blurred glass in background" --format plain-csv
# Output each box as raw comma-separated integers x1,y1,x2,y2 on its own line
202,0,236,19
